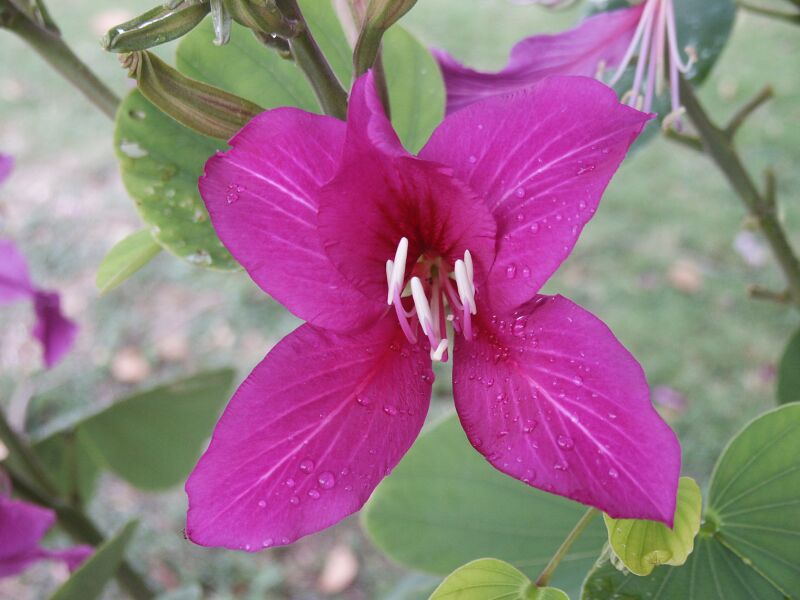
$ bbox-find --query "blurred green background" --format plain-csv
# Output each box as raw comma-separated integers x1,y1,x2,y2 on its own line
1,0,799,598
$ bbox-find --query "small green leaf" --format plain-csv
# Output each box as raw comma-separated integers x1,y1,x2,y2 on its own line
49,521,138,600
383,26,445,153
603,477,702,576
430,558,568,600
96,229,161,293
582,404,800,599
362,415,605,599
78,369,235,490
777,328,800,405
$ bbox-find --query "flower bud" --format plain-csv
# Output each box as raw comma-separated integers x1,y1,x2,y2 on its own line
121,51,263,139
363,0,417,31
225,0,300,38
102,2,210,52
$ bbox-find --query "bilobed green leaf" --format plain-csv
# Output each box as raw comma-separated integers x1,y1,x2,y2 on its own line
33,430,101,506
362,415,605,599
49,521,138,600
582,404,800,599
430,558,568,600
96,229,161,293
78,369,235,490
603,477,702,576
777,328,800,405
382,26,445,153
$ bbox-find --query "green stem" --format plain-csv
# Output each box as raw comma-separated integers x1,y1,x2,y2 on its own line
2,3,119,119
276,0,347,119
535,508,598,587
1,411,155,600
679,76,800,308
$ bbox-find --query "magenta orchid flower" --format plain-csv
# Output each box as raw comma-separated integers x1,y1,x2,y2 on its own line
0,238,78,368
185,72,680,551
0,480,92,577
437,0,695,125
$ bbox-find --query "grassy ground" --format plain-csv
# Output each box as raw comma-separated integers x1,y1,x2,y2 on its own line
1,0,799,598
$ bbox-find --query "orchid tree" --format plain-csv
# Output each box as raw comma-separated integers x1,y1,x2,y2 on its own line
0,0,799,599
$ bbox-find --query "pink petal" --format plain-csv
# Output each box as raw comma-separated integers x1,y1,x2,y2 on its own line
318,153,497,304
0,153,13,185
0,495,54,577
199,109,384,332
452,295,680,524
435,5,644,114
185,315,433,549
0,239,34,303
420,76,651,313
32,290,78,369
38,545,93,572
345,72,407,158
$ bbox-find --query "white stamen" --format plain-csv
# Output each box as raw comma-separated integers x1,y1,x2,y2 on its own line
385,260,394,291
430,339,449,362
386,237,408,304
410,277,433,335
464,250,474,282
454,260,476,315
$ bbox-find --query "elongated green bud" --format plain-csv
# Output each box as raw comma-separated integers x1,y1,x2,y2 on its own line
102,2,210,52
225,0,300,38
121,51,263,139
353,0,416,74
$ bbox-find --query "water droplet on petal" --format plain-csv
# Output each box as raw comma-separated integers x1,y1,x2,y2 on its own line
308,489,321,499
608,468,619,479
608,412,617,420
285,477,295,488
557,435,574,450
262,538,273,547
530,223,539,234
257,500,266,508
468,155,477,164
383,405,398,416
289,495,300,506
506,264,517,279
318,471,336,489
356,395,370,406
299,459,315,474
515,187,526,199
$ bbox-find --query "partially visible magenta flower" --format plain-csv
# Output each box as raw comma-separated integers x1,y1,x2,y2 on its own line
0,481,92,577
0,154,13,184
437,0,695,124
0,239,78,368
185,72,680,551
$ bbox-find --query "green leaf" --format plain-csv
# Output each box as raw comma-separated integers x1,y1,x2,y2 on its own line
362,415,605,599
777,328,800,405
49,521,138,600
382,26,445,153
582,404,800,599
709,403,800,597
78,369,235,490
33,430,101,506
603,477,702,576
582,538,785,600
96,229,161,293
430,558,569,600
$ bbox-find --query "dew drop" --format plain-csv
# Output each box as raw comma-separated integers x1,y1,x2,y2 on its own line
285,477,295,488
572,375,583,385
515,187,526,199
608,468,619,479
468,155,477,164
262,538,273,547
299,459,315,474
383,405,398,416
530,223,539,234
554,460,569,471
505,264,517,279
245,544,251,551
356,395,370,407
608,412,617,420
318,471,336,489
289,495,300,506
257,500,266,508
557,435,574,450
308,489,321,499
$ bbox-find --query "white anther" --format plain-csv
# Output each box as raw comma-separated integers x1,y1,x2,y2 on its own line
386,237,409,304
430,339,449,362
464,250,474,282
454,260,476,315
410,277,433,335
